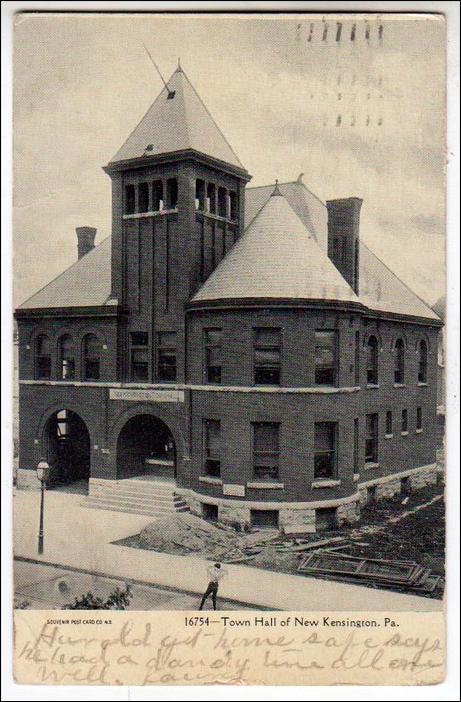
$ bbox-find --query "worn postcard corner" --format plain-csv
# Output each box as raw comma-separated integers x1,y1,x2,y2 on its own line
11,10,447,688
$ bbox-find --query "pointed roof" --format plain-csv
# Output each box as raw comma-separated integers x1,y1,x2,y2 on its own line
244,179,328,250
192,193,360,304
17,182,440,323
109,67,245,170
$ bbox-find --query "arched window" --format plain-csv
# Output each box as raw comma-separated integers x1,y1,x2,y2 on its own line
394,338,405,384
207,183,216,214
125,184,135,215
218,187,227,218
152,180,163,211
59,334,75,380
138,182,149,212
83,334,101,380
35,334,51,379
229,191,238,220
418,340,428,383
366,335,379,385
195,179,205,211
166,178,178,209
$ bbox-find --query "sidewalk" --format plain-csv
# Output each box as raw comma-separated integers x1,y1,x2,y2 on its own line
13,488,442,611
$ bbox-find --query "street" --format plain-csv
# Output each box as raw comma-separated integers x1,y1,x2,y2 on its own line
14,559,260,611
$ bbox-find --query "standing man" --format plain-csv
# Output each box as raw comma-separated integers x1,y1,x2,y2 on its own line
199,562,227,610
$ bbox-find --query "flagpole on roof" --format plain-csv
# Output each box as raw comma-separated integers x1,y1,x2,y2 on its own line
142,43,175,98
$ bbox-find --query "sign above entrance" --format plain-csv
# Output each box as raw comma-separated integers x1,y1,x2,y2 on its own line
110,388,184,403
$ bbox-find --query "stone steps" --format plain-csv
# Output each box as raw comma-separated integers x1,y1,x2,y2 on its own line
84,498,189,517
84,477,189,517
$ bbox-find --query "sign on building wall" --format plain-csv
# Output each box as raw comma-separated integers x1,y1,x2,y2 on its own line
109,388,184,403
222,483,246,497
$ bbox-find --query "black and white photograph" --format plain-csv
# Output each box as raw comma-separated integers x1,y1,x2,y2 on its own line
4,6,459,690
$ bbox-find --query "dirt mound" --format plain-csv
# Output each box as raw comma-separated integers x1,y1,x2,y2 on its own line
139,513,244,559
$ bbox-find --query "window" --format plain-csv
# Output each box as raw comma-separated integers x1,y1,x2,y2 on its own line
386,411,393,435
418,340,428,383
204,329,222,383
138,182,149,212
157,332,177,381
35,334,51,379
195,179,205,211
394,338,405,384
366,335,378,385
250,510,278,529
83,333,100,380
316,507,337,531
229,191,238,220
125,184,135,214
218,187,227,218
353,418,359,472
152,180,163,211
416,407,423,431
365,413,378,464
253,422,280,480
130,332,148,381
354,330,360,385
202,503,218,522
253,328,281,385
166,178,178,209
203,419,221,476
314,422,337,479
59,334,75,380
315,330,337,385
207,183,216,214
401,409,408,433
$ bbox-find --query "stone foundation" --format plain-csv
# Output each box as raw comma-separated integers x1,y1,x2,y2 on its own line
336,500,360,526
376,478,401,500
279,508,316,534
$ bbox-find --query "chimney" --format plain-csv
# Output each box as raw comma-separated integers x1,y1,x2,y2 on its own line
326,198,362,294
76,226,96,260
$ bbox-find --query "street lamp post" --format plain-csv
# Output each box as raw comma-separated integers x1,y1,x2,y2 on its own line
36,459,49,555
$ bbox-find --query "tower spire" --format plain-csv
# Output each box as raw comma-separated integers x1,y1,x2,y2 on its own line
271,179,282,196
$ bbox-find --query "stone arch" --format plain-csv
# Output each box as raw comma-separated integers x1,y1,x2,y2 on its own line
109,403,186,480
390,331,408,352
40,406,91,487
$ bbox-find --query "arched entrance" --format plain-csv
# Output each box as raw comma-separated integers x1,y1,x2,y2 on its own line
116,414,176,480
42,410,90,491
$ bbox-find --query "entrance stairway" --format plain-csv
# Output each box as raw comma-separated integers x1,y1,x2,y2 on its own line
83,477,189,518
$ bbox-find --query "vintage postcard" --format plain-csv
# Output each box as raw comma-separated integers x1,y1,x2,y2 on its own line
9,9,451,688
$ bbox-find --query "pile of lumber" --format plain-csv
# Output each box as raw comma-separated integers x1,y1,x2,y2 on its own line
297,551,442,594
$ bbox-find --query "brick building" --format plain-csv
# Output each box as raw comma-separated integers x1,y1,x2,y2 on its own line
15,66,442,532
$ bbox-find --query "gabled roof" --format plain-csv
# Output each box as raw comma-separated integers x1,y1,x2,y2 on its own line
18,236,112,310
358,243,440,321
109,66,244,170
17,181,440,323
192,192,360,304
244,184,439,321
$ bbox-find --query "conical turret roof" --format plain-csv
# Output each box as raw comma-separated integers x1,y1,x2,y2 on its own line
110,66,244,170
192,193,361,304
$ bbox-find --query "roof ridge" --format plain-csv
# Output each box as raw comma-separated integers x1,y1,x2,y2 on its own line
181,67,243,168
18,235,110,308
109,70,174,164
360,240,438,318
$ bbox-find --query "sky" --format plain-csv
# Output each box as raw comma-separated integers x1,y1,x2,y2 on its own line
13,12,446,307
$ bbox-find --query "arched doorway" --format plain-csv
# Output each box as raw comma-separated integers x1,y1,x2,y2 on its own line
42,410,90,491
116,414,176,480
